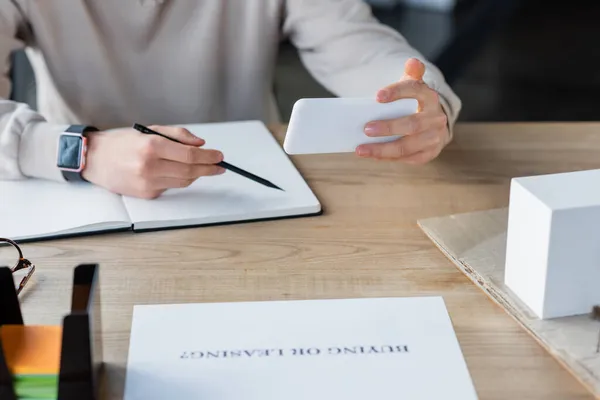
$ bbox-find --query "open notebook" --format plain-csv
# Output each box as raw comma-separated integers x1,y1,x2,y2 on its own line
1,121,322,242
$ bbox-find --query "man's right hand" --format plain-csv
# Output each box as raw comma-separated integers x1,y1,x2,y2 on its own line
82,125,225,199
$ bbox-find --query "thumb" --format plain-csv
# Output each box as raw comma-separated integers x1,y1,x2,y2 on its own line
148,125,206,146
401,58,425,82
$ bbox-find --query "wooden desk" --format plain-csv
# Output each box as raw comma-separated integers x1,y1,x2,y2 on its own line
7,122,600,399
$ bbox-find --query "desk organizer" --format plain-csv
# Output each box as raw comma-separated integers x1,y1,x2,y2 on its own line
0,264,103,400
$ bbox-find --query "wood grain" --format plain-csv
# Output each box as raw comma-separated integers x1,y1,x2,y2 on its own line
3,122,600,399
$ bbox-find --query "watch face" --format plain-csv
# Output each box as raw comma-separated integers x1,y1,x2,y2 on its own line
57,134,83,170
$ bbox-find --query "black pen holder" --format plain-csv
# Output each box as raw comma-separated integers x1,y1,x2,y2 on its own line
0,264,103,400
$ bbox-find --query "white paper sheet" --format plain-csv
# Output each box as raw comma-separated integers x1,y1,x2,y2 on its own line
124,297,478,400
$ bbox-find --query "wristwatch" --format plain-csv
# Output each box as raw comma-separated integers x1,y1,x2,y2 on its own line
56,125,98,182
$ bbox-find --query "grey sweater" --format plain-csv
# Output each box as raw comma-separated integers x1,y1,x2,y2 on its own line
0,0,461,182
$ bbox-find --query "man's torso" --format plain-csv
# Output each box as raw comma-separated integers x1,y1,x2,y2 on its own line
14,0,286,128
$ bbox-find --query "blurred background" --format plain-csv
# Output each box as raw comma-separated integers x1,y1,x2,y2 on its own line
9,0,599,123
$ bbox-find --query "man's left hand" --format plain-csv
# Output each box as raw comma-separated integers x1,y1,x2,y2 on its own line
356,58,451,164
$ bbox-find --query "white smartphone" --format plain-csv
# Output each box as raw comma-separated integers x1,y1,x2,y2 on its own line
283,97,418,155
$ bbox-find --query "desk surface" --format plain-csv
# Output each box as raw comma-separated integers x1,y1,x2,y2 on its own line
8,122,600,400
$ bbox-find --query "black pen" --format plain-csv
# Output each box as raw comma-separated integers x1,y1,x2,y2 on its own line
132,123,283,191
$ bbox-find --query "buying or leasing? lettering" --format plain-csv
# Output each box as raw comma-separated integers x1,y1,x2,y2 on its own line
180,348,286,359
180,345,409,360
327,345,409,355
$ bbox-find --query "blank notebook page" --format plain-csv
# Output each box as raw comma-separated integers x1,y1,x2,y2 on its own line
0,180,130,241
122,121,321,230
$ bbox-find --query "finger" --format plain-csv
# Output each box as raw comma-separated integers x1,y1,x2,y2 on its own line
364,111,447,137
376,80,438,111
401,58,425,82
377,58,425,103
147,125,206,147
134,189,165,200
140,135,224,165
403,146,442,165
148,177,199,191
356,129,444,160
154,159,226,179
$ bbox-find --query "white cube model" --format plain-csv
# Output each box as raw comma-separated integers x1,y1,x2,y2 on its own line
505,169,600,319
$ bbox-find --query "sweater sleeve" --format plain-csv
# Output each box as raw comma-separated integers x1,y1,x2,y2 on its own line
0,1,66,181
282,0,462,129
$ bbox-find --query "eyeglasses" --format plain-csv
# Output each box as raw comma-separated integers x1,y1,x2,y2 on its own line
0,238,35,295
